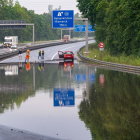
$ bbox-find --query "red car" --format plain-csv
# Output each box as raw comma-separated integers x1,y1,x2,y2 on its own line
58,51,74,61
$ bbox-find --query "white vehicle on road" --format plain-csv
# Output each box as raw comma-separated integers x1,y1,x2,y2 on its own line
3,36,18,48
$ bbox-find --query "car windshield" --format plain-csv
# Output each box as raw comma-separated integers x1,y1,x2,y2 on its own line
64,52,73,54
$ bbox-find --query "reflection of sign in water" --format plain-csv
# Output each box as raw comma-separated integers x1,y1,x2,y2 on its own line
75,74,96,83
2,65,18,76
99,74,105,85
54,88,75,107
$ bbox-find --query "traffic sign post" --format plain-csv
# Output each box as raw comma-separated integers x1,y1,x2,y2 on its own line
75,18,89,53
52,10,74,28
98,42,105,59
98,42,105,51
52,15,89,52
85,20,88,53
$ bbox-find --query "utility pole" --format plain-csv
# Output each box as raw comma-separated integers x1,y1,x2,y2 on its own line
33,24,35,44
61,29,63,40
75,18,89,52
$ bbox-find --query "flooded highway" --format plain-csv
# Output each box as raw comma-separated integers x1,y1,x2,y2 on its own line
0,62,140,139
0,42,140,140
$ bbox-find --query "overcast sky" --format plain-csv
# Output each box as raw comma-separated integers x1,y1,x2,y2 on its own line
14,0,80,14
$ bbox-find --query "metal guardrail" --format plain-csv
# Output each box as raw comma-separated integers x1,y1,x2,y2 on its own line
78,47,140,75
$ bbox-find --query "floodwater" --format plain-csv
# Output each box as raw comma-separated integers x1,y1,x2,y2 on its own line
0,62,140,140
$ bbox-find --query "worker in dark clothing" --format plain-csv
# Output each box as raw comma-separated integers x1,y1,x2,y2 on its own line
41,50,44,59
38,50,41,59
18,49,22,60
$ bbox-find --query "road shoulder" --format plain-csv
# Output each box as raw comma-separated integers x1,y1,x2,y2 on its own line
0,125,61,140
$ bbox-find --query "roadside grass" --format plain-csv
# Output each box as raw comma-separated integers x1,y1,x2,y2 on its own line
81,43,140,66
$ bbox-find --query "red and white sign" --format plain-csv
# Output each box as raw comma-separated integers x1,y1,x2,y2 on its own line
99,74,105,85
98,42,105,48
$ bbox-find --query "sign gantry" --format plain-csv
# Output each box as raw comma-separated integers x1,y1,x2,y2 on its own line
0,20,35,43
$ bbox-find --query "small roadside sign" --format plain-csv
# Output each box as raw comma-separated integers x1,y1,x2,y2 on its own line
52,10,74,28
98,42,105,51
98,42,105,48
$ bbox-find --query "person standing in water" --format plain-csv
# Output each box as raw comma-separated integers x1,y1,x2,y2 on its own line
25,49,30,63
38,50,41,59
18,49,22,60
41,50,44,59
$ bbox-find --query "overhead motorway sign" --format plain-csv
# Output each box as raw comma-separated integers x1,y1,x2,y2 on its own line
52,10,74,28
74,25,95,32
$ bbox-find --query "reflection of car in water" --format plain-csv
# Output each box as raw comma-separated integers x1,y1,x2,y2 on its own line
59,61,74,67
64,61,74,68
59,61,74,71
58,51,74,61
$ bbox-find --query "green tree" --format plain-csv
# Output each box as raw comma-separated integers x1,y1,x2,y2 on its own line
77,0,140,56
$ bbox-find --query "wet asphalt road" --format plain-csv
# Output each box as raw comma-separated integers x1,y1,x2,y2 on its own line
0,40,95,63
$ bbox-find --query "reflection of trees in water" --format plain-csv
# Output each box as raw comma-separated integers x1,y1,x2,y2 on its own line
35,64,80,89
79,70,140,140
0,88,34,113
0,64,79,113
0,63,94,114
0,67,34,114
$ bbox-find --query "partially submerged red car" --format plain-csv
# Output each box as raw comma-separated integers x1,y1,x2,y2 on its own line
58,51,74,61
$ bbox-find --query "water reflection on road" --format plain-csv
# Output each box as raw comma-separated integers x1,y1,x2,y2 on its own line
0,62,94,140
0,63,140,140
79,69,140,140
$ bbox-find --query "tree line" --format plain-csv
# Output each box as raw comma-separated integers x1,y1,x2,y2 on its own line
0,0,87,43
77,0,140,56
0,0,94,43
0,0,63,42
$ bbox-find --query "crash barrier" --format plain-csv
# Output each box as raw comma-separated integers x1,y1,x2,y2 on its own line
0,39,86,61
78,47,140,75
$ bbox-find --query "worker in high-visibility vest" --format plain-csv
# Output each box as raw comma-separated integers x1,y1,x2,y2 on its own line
25,49,30,63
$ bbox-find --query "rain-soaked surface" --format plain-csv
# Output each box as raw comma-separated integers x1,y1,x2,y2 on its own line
0,61,140,140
